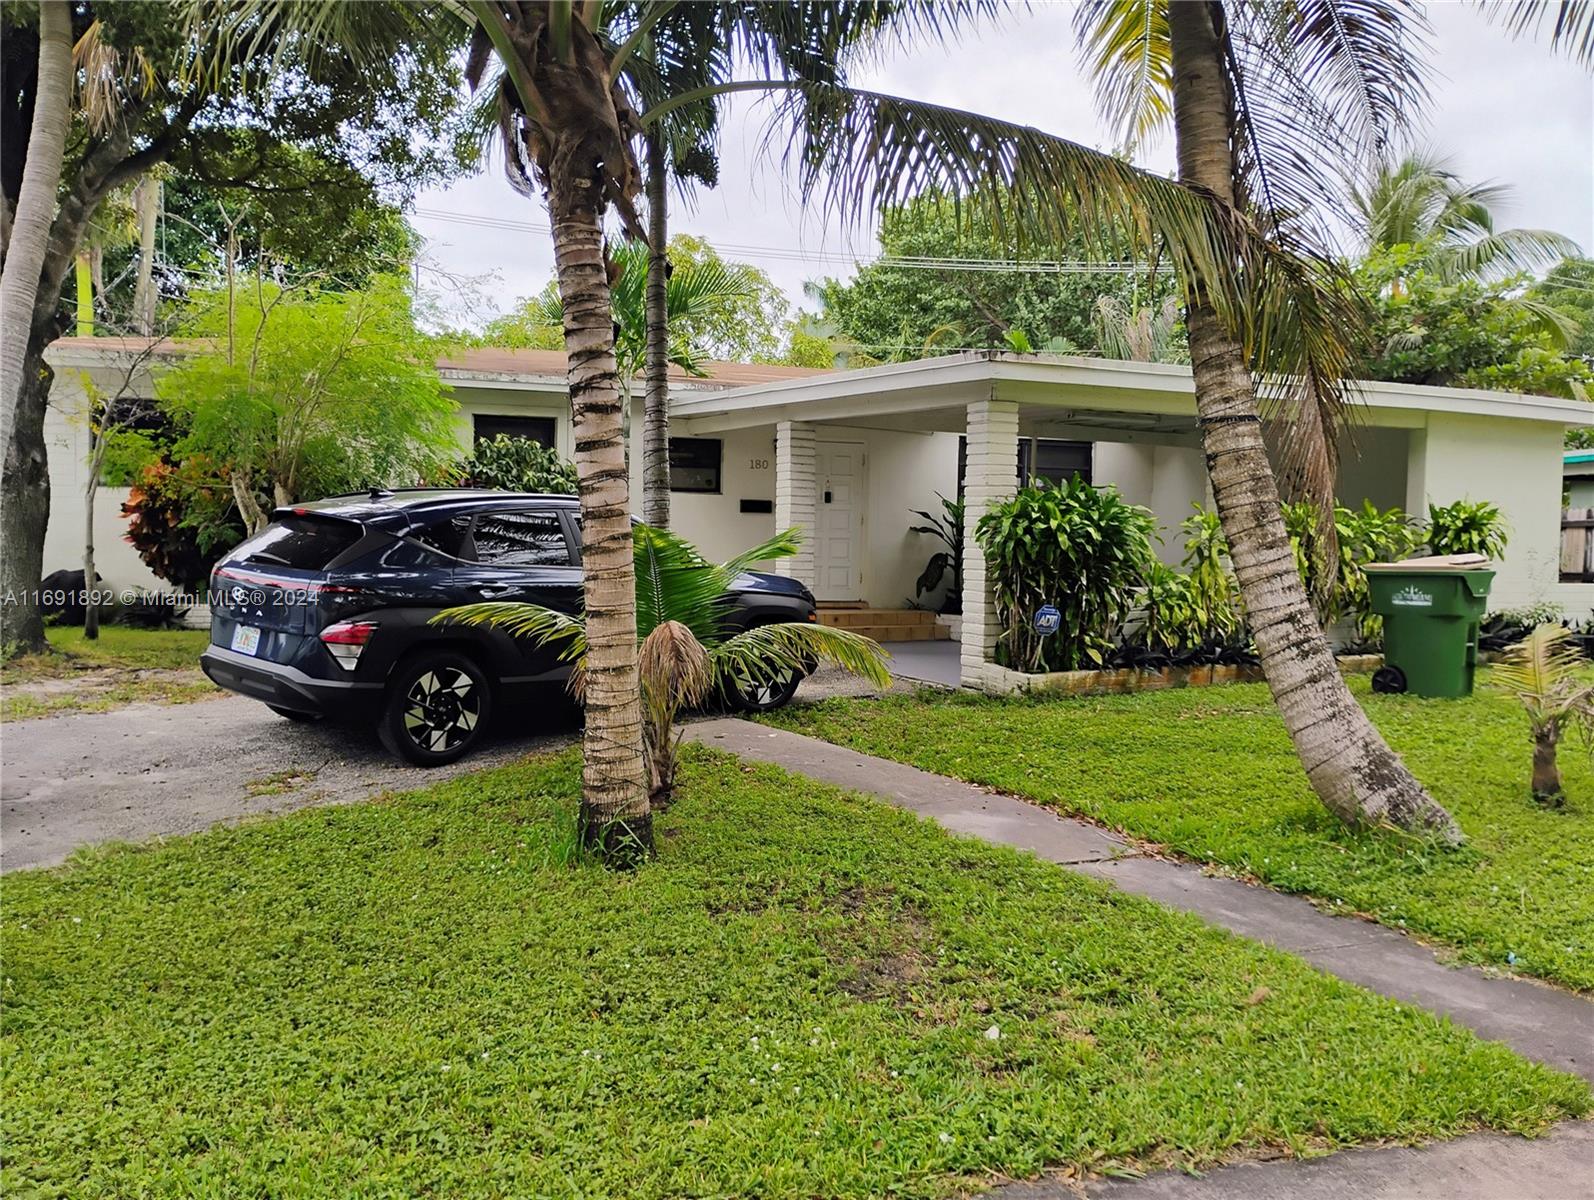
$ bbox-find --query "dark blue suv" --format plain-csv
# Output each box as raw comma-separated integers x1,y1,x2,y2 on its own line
200,489,818,765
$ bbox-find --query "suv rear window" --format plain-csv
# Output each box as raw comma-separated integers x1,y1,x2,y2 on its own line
234,515,364,571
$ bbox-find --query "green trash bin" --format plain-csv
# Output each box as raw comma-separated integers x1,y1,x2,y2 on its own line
1365,555,1494,698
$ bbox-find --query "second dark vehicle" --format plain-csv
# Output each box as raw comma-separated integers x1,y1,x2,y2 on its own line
199,489,819,765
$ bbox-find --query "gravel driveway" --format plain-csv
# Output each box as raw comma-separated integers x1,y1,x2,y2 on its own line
1,694,574,872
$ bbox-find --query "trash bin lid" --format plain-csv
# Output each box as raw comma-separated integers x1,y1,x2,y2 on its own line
1364,553,1490,573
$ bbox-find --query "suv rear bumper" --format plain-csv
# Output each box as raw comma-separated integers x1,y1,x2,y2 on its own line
201,645,383,716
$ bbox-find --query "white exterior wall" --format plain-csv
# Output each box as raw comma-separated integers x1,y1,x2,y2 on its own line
961,400,1021,688
1093,440,1207,564
42,360,168,594
1408,411,1583,614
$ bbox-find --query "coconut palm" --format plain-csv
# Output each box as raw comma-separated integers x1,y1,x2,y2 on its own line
1351,151,1581,282
439,526,891,811
190,0,1376,862
1491,623,1594,807
1073,0,1464,842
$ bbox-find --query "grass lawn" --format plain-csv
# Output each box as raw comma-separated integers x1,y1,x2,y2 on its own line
769,675,1594,992
1,626,215,720
3,748,1586,1198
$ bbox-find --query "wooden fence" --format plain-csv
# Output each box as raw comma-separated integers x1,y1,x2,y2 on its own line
1561,507,1594,582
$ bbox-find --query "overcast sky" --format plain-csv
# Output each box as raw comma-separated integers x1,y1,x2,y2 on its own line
410,2,1594,328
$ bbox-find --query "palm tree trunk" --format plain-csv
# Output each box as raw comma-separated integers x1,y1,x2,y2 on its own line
1,0,72,460
642,130,671,528
1530,726,1564,807
551,189,652,863
1,356,54,654
1167,2,1461,843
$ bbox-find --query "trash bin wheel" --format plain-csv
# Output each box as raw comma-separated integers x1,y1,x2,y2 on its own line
1371,665,1407,694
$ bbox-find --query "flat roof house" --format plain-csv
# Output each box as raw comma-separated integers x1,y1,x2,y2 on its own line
42,338,1594,689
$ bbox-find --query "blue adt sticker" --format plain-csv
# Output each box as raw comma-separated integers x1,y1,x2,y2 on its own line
1033,604,1061,635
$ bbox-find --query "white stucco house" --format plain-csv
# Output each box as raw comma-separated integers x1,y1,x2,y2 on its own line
41,337,1594,689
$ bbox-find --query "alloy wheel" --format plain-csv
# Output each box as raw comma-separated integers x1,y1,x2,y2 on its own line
403,668,481,752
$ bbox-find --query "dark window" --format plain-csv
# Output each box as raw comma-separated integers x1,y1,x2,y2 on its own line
236,515,363,570
669,437,722,493
1024,438,1093,486
473,510,571,567
474,414,556,447
412,514,476,560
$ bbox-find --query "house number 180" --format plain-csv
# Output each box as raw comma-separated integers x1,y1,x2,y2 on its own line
748,457,770,470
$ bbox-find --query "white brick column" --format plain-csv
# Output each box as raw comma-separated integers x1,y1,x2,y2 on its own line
774,420,818,585
961,399,1020,689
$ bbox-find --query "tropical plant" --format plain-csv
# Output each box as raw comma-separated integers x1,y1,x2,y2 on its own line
1491,623,1594,808
1350,151,1581,285
910,493,964,614
1428,499,1510,560
1134,561,1202,656
157,274,457,533
1333,501,1427,643
1179,505,1245,644
437,526,890,812
1073,0,1465,842
975,477,1155,672
121,457,245,592
454,434,577,495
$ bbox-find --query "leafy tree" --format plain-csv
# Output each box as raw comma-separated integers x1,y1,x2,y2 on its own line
1356,244,1593,399
157,275,457,533
812,193,1175,359
1531,257,1594,361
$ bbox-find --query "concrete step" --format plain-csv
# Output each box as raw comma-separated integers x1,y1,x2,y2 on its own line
818,607,940,630
844,623,952,643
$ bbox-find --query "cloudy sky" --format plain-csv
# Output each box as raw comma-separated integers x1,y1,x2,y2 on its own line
410,2,1594,328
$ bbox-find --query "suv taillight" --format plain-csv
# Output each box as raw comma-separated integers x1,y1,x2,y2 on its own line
319,621,378,671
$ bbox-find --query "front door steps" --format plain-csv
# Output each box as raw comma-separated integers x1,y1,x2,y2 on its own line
816,606,951,642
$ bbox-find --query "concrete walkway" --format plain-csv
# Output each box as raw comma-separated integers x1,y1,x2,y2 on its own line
686,719,1594,1198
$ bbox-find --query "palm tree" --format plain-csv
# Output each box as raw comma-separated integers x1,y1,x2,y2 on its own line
440,526,890,811
1074,0,1464,842
194,0,1380,861
1491,623,1594,808
1351,151,1581,282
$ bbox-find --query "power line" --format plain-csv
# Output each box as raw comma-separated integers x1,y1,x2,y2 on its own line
408,206,1147,274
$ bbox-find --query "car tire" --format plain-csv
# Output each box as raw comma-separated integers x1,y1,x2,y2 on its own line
267,704,323,723
379,650,493,766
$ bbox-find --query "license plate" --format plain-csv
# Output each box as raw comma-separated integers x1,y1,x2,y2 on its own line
230,624,261,656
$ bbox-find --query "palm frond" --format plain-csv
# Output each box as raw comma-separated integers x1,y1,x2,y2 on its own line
1071,0,1174,152
632,523,731,646
1492,623,1585,701
1432,228,1586,283
1481,0,1594,67
430,601,589,660
638,618,713,708
713,623,892,691
717,526,805,579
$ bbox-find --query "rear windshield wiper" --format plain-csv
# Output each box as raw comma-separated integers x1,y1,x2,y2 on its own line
244,552,293,567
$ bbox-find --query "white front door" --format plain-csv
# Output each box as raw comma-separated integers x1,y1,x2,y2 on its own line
814,440,866,600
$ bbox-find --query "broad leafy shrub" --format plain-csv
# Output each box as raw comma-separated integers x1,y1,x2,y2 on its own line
910,493,964,614
122,458,245,591
453,434,577,494
975,478,1154,672
1427,499,1509,559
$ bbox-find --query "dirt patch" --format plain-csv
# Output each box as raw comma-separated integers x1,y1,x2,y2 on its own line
824,884,937,1004
1,667,220,721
